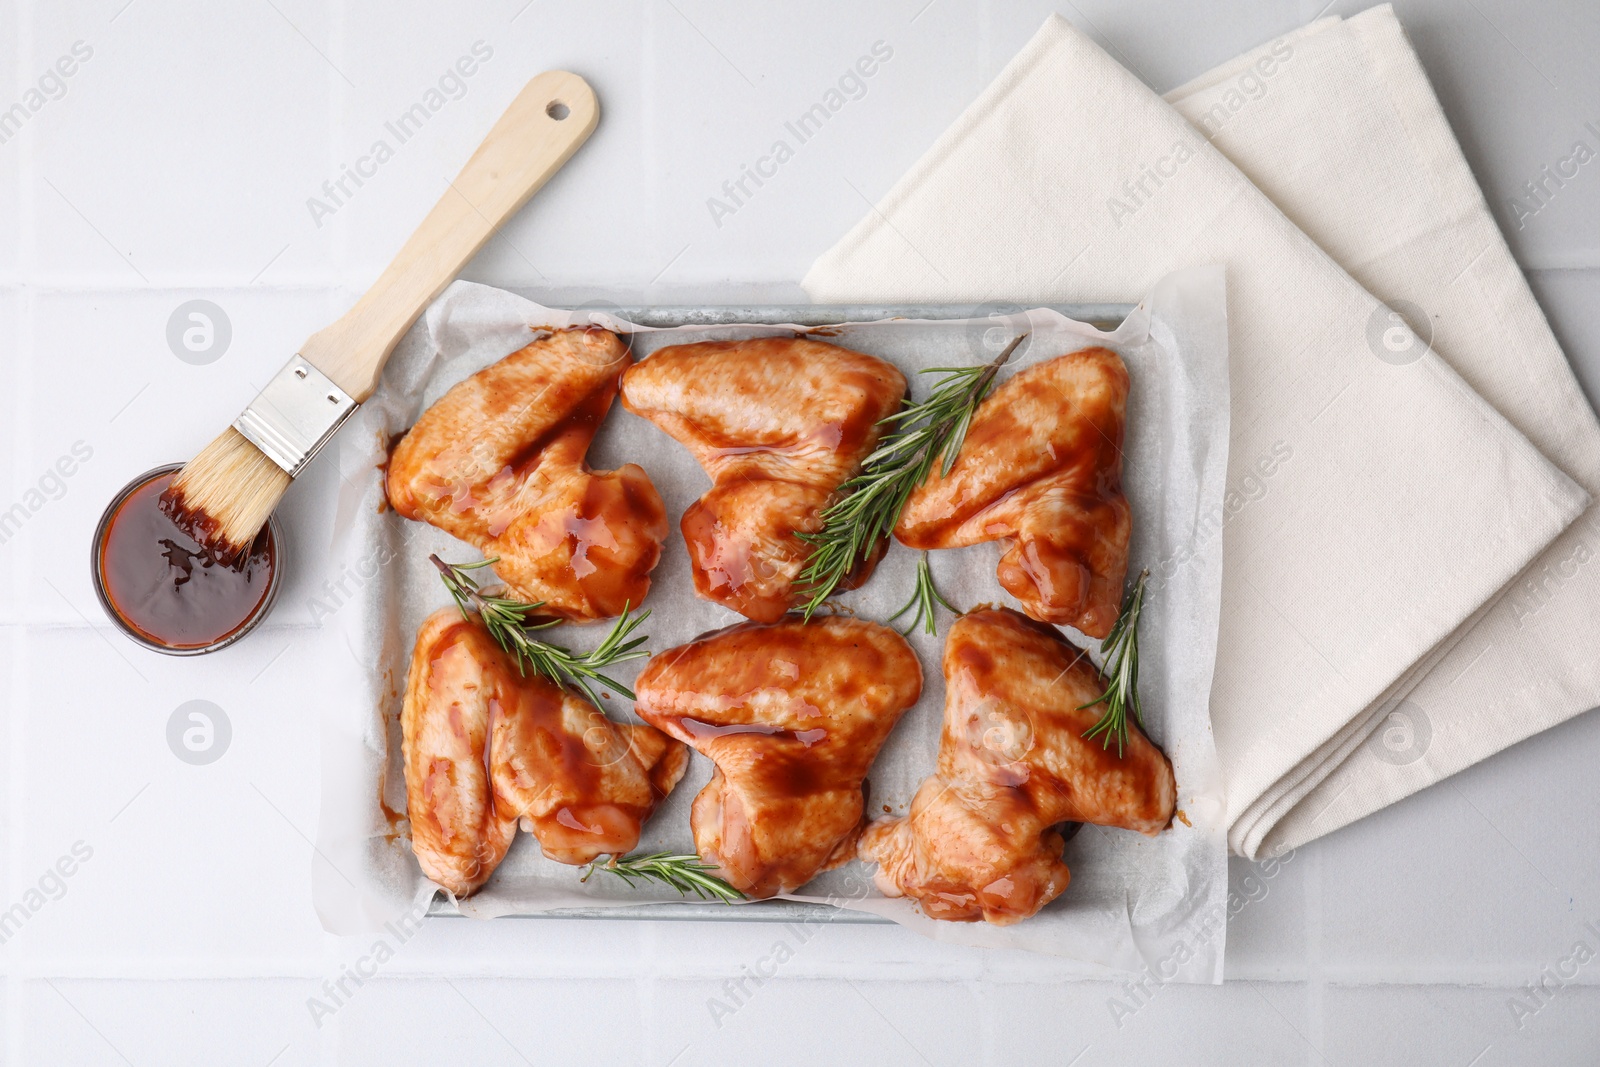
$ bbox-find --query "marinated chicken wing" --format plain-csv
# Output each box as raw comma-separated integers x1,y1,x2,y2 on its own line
388,328,669,621
620,338,905,622
632,616,922,897
858,607,1174,925
402,608,689,896
896,347,1131,638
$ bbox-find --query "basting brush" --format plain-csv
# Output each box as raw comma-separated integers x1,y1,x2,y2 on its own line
162,71,600,562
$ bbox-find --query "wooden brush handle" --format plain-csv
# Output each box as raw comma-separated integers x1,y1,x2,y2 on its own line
300,70,599,401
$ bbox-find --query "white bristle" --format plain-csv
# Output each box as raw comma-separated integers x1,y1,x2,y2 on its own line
167,427,291,555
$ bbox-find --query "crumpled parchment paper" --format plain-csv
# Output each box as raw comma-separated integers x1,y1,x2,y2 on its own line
314,264,1231,981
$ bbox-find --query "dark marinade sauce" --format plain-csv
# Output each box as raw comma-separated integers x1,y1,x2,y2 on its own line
99,471,275,649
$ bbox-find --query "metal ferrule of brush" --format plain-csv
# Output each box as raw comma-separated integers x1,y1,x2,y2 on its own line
232,357,359,478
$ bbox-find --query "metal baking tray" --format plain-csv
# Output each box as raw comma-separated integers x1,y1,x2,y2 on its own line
427,300,1136,922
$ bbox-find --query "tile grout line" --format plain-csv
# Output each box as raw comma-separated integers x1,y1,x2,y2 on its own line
640,920,660,1064
329,0,349,295
976,975,999,1067
638,972,655,1067
15,957,1600,986
0,282,360,294
1304,844,1325,1064
320,6,348,1067
7,10,34,1062
4,629,21,1067
0,264,1595,291
641,2,663,294
15,1,34,283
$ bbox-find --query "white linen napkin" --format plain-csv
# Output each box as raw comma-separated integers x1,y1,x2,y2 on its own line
1161,5,1600,854
803,11,1590,857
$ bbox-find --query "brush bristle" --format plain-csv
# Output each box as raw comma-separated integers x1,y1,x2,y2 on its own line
164,427,291,560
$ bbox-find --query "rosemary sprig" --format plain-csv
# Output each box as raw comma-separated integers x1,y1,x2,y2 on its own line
580,851,745,904
430,554,649,704
887,552,958,636
1079,569,1150,758
796,334,1026,618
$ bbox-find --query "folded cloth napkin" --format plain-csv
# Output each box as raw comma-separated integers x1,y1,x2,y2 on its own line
1162,5,1600,855
803,12,1590,857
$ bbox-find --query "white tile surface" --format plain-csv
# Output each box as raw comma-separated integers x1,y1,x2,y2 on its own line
4,286,347,626
1220,849,1310,981
332,4,571,285
1316,701,1600,982
6,628,331,970
0,30,21,287
18,978,319,1066
334,978,642,1066
26,0,337,286
653,976,970,1067
1387,0,1600,271
1325,984,1600,1066
0,630,14,921
2,0,1599,1063
1529,268,1600,415
0,288,21,614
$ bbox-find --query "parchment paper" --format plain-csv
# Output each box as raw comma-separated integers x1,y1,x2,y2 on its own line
314,265,1232,981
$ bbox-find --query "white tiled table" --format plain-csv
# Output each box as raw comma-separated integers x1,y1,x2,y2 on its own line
3,1,1598,1063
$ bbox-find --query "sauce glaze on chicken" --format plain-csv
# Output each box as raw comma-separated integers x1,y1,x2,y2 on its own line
858,607,1174,925
402,608,688,897
388,328,668,621
632,615,922,897
896,347,1131,638
620,338,905,622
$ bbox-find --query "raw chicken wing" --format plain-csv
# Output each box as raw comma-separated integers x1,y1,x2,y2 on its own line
633,616,922,897
402,608,689,896
858,607,1174,925
896,347,1130,638
388,328,668,621
620,338,905,622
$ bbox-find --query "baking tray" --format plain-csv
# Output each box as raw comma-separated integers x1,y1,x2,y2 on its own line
425,300,1138,922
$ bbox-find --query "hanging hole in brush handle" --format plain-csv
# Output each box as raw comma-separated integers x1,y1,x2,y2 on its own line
299,71,600,403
